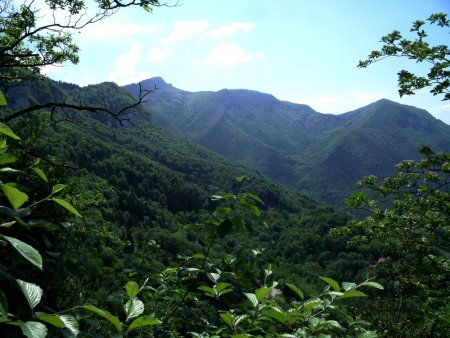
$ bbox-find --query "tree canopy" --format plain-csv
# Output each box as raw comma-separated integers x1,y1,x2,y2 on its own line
0,0,160,81
358,12,450,101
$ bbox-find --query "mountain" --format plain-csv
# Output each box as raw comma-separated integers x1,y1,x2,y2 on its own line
1,77,371,301
126,77,450,206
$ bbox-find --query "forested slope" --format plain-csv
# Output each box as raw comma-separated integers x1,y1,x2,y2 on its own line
126,77,450,206
2,77,375,306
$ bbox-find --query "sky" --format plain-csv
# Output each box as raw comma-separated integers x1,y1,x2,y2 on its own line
40,0,450,123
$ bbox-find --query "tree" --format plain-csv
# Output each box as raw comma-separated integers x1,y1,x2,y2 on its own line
358,12,450,100
339,146,449,336
0,0,164,124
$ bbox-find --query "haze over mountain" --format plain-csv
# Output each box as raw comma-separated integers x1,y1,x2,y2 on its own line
126,77,450,206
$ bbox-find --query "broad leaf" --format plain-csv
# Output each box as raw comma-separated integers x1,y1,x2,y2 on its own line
32,168,48,183
36,312,65,328
3,236,42,270
19,321,47,338
0,153,17,165
0,123,20,140
217,219,233,238
52,198,81,217
17,280,43,310
339,290,367,299
124,298,144,321
265,308,287,324
59,315,79,336
362,281,384,290
51,184,66,194
127,315,161,332
342,282,356,291
286,283,304,300
0,221,15,228
125,281,140,298
82,305,122,333
244,293,258,308
320,276,340,292
255,287,271,301
1,184,28,209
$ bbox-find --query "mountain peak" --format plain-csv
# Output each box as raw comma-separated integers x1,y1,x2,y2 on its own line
133,77,174,90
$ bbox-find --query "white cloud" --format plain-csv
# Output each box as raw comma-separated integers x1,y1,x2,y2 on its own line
108,43,154,85
147,47,171,62
163,20,210,45
40,64,63,75
204,43,264,68
206,22,254,39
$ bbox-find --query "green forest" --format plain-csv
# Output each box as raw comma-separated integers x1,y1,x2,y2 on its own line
0,1,449,337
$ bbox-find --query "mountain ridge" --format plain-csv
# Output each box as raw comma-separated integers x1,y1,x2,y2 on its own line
125,77,450,206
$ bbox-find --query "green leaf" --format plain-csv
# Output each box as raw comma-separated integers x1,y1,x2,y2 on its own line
0,288,8,320
82,305,122,333
320,276,340,292
125,281,140,298
244,293,258,308
215,282,232,294
0,91,6,105
255,287,271,301
211,195,223,201
0,167,19,173
124,298,144,321
36,313,65,328
217,219,233,238
265,308,287,324
362,281,384,290
207,272,220,283
198,285,214,295
339,290,367,299
32,168,48,183
127,315,161,332
52,198,82,217
0,153,18,165
286,283,304,300
231,216,246,232
220,313,233,328
243,192,264,204
51,184,66,194
35,313,78,335
19,321,47,338
342,282,356,291
17,280,43,310
239,199,261,217
0,221,15,228
3,236,42,270
59,315,79,336
1,184,28,209
0,123,20,140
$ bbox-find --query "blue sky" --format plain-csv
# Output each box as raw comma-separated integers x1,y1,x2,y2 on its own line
41,0,450,123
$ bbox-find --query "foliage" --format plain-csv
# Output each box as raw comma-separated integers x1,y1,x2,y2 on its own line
0,0,159,81
0,121,82,336
126,79,450,207
77,188,381,337
358,12,450,100
337,146,450,336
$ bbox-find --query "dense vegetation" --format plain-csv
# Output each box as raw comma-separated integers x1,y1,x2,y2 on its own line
126,78,450,206
0,1,448,336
